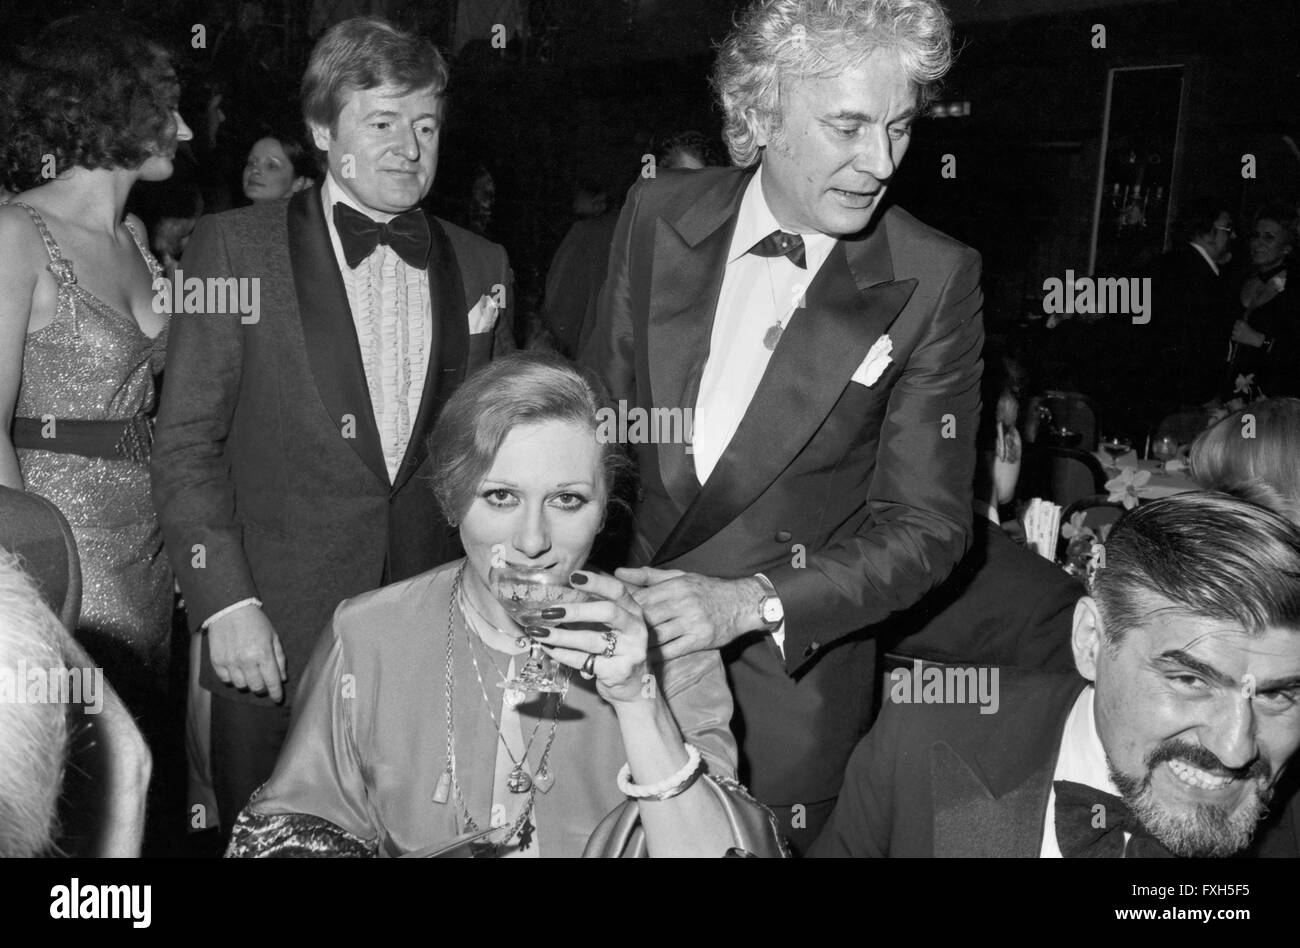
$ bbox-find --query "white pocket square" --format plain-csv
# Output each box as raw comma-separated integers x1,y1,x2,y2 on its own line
467,294,500,334
850,334,893,388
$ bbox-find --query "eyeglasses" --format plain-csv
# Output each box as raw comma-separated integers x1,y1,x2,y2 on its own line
1214,224,1236,237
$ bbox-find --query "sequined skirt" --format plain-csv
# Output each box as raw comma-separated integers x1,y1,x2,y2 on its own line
18,448,174,697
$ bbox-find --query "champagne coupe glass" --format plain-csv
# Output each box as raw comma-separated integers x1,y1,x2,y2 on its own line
488,564,588,693
1099,434,1132,477
1151,434,1179,473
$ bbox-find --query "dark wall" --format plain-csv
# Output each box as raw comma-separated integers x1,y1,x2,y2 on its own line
898,0,1300,324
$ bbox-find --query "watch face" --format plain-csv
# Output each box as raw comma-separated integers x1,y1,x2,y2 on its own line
762,598,783,623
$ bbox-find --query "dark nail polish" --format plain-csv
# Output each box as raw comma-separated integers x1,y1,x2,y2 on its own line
540,607,566,620
570,571,588,585
525,626,550,638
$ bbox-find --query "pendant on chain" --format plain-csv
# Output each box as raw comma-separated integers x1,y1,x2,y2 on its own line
432,767,451,804
517,817,535,850
503,686,526,709
763,323,784,350
507,763,533,794
533,766,555,793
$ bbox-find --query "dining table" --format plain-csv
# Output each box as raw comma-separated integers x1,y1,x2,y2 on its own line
1093,449,1199,500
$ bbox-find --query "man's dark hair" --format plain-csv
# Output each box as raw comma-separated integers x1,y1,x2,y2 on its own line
1090,492,1300,647
652,131,725,169
1,16,179,192
1175,196,1229,243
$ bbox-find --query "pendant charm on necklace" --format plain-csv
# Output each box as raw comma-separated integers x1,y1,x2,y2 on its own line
533,766,555,793
507,764,533,794
517,817,535,850
432,767,451,804
763,323,784,350
503,686,526,709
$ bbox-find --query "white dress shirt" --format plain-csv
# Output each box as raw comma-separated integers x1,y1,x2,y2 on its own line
1189,241,1221,277
322,173,434,483
1040,685,1129,857
692,167,837,659
202,177,436,630
691,165,837,484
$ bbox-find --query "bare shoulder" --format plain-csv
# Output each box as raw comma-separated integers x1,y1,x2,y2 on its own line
0,204,46,281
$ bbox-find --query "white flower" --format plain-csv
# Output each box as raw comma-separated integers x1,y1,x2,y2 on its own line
851,334,894,388
1270,273,1287,294
1105,467,1151,510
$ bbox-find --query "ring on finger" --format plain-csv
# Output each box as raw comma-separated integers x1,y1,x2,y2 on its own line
600,630,618,658
580,654,598,680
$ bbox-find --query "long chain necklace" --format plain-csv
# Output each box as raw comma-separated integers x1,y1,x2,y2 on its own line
761,256,800,350
461,588,559,794
435,565,564,855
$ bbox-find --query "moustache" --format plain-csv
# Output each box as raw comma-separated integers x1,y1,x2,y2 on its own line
1146,739,1271,784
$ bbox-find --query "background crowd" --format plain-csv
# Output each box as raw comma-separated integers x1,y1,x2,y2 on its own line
1,0,1299,860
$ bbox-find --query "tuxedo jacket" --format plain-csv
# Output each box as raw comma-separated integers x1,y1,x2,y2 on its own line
152,184,512,704
581,167,984,804
810,670,1300,857
884,516,1082,672
1147,244,1233,407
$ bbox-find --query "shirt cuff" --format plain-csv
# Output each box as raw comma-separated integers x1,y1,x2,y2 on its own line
769,624,787,660
202,598,262,631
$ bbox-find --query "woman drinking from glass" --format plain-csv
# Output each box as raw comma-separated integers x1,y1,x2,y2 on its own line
227,353,784,857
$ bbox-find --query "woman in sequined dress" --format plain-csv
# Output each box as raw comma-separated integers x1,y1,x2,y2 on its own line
0,17,192,711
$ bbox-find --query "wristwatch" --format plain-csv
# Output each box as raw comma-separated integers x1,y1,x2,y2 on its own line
754,573,784,630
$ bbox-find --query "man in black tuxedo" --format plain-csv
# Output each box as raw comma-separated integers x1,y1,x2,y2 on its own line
885,348,1081,672
582,0,982,852
152,17,513,827
812,493,1300,858
1149,198,1235,411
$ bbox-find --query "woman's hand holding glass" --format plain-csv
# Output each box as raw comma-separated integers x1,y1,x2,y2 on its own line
521,569,652,707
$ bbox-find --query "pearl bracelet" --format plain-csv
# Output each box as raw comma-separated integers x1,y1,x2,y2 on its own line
617,743,705,801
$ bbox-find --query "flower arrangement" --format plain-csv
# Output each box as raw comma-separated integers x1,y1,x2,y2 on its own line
1061,511,1113,578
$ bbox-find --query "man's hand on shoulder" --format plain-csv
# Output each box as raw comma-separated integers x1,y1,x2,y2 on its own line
616,566,766,660
208,605,288,703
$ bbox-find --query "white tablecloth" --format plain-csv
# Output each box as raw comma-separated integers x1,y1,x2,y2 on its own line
1096,451,1198,499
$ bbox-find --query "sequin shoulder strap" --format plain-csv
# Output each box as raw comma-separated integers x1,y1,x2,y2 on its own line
122,217,163,282
7,201,76,286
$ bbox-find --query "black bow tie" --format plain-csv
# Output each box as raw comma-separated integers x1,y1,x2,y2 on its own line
1054,780,1174,858
333,202,431,270
748,229,807,269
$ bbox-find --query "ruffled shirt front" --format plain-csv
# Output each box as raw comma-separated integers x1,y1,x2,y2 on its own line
322,174,433,482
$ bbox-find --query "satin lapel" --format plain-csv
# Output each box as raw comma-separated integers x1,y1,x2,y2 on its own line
289,185,388,487
392,214,467,495
652,218,917,566
931,742,1050,857
646,173,749,513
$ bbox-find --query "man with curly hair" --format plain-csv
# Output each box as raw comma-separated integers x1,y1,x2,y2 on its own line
583,0,984,852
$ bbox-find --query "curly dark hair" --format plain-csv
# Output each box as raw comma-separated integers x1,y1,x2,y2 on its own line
0,16,180,193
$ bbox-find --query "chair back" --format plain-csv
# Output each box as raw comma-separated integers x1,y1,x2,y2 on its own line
0,485,81,633
1020,446,1108,511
